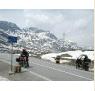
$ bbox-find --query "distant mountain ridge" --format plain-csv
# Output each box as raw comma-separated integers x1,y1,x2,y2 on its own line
0,21,82,55
0,21,21,31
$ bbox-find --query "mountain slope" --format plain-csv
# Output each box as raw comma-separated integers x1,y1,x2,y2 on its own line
0,21,81,55
0,21,21,32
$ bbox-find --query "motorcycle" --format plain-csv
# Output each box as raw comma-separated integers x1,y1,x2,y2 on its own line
16,55,27,68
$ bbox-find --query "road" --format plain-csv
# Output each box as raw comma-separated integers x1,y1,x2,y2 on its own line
0,53,94,81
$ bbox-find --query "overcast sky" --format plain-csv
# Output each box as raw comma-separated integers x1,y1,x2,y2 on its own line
0,9,94,48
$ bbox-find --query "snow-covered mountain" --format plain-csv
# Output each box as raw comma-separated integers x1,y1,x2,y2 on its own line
0,21,81,55
0,21,21,32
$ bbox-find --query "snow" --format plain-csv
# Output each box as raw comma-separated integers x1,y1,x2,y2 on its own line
38,32,49,39
0,25,93,57
41,50,94,63
41,52,72,63
41,53,59,62
57,50,94,60
0,76,9,81
15,53,31,57
83,51,94,60
62,50,83,59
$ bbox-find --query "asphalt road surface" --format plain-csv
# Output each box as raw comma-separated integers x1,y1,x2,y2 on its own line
0,53,94,81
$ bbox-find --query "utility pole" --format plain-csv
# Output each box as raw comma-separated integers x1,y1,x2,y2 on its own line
62,33,66,40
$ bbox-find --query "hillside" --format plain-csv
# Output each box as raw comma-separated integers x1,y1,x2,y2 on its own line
0,21,81,55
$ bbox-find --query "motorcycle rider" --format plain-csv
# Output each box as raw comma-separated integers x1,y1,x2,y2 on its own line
83,55,91,71
21,49,29,68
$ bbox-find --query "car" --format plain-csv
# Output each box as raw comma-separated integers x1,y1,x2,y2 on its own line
55,56,61,64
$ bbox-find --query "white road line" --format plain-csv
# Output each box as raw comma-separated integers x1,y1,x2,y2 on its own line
31,59,93,74
30,58,78,70
0,59,52,81
30,59,93,74
28,70,52,81
21,68,52,81
31,62,93,81
0,58,93,81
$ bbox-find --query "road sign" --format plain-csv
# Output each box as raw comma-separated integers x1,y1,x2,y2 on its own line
8,36,17,74
8,36,17,43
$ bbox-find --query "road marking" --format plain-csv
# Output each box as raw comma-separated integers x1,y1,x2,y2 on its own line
0,57,93,81
31,62,93,81
28,70,52,81
21,68,52,81
0,58,52,81
30,58,93,74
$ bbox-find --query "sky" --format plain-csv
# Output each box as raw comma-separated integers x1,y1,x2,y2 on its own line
0,9,94,48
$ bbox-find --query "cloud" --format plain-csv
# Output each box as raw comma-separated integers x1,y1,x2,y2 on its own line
24,12,64,25
0,9,93,48
74,18,88,30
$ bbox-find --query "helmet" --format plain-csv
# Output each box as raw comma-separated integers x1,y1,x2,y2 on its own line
23,49,26,51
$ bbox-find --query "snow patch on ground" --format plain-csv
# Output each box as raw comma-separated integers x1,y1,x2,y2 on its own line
41,53,59,62
0,76,9,81
41,50,94,63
